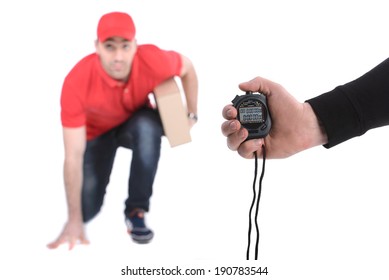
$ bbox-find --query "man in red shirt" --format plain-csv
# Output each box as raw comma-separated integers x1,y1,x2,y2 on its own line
48,12,198,249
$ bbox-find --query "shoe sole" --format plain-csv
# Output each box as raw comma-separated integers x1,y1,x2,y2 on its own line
127,229,154,244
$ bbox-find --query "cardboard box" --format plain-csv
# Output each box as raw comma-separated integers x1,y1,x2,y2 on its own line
153,78,191,147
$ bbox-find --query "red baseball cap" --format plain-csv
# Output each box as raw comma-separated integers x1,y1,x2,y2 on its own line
97,12,136,42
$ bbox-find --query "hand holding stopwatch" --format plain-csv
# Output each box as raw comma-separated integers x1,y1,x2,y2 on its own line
231,91,271,140
232,91,271,261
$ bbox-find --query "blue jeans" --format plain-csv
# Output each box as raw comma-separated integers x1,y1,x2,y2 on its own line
81,108,163,222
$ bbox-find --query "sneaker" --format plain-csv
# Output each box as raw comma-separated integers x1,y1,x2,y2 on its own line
125,209,154,244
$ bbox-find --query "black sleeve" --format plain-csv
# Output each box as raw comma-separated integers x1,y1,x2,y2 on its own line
306,58,389,148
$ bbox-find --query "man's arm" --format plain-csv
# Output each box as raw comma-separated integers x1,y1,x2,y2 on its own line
47,126,89,250
62,126,86,222
306,58,389,148
179,54,198,126
222,58,389,159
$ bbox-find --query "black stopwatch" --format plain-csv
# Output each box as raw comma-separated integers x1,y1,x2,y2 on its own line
231,91,271,140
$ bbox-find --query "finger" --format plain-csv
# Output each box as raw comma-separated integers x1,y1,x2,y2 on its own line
80,236,90,245
68,235,90,250
68,238,78,251
47,241,60,249
237,139,264,159
47,237,66,249
222,104,237,120
221,120,240,137
226,128,248,151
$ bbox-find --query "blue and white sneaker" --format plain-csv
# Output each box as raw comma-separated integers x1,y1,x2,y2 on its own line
125,209,154,244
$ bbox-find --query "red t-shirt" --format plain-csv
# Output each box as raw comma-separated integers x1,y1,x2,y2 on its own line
61,44,182,140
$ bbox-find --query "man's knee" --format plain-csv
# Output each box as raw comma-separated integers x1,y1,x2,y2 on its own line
118,109,163,148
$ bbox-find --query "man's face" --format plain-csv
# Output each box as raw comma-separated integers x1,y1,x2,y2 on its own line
95,37,137,82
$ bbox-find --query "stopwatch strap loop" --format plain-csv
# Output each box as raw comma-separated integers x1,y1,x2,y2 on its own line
247,144,266,260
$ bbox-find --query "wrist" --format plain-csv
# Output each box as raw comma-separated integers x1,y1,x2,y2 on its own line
68,208,83,222
303,102,328,148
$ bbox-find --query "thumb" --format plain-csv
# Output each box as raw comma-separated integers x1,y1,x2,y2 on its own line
238,76,279,97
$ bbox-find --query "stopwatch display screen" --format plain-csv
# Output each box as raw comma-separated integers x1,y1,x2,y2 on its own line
239,106,263,124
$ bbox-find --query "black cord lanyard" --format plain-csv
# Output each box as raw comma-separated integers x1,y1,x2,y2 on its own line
247,144,266,260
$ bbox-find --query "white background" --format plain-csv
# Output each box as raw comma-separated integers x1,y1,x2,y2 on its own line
1,0,389,279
